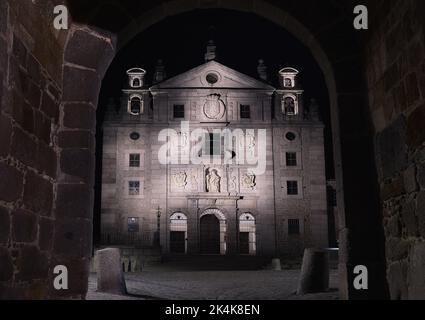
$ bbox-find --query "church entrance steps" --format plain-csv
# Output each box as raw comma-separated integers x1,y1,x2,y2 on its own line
159,254,270,271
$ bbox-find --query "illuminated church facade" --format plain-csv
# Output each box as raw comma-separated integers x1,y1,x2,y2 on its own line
100,46,330,258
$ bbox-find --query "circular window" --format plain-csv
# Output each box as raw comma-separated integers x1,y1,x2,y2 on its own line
206,73,219,84
285,132,296,141
130,132,140,140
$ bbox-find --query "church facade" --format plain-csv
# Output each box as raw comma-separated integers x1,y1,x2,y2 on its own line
100,54,329,258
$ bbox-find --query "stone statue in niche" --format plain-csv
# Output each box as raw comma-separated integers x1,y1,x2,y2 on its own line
172,171,187,189
206,169,221,193
242,172,256,190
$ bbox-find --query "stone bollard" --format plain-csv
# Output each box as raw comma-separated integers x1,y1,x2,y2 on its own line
271,258,282,271
96,248,127,295
297,248,329,295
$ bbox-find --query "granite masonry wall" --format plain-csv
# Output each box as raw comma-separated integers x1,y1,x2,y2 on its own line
365,0,425,299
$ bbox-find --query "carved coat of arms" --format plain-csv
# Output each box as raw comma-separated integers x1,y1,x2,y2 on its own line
172,171,187,189
203,94,225,120
242,172,256,190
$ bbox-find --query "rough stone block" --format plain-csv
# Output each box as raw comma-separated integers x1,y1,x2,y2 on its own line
417,191,425,238
63,103,95,131
376,116,407,179
96,248,127,295
0,206,10,244
36,142,57,178
408,242,425,299
60,149,93,183
23,171,53,216
387,261,408,300
297,248,329,295
401,200,418,236
386,238,410,261
0,1,7,34
12,33,27,68
64,30,114,72
12,209,37,242
418,163,425,189
58,131,93,149
11,126,37,168
407,103,425,148
34,110,51,144
25,80,42,109
53,218,91,258
56,184,92,219
63,66,100,104
38,217,54,251
16,246,49,281
403,165,417,193
0,113,12,157
0,248,14,281
380,176,405,201
40,91,59,122
0,162,24,202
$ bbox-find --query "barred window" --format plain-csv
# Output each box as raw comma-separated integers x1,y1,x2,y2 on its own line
240,105,251,119
129,154,140,167
128,217,139,232
173,104,185,118
287,180,298,195
286,152,297,167
288,219,300,235
128,181,140,196
130,97,142,115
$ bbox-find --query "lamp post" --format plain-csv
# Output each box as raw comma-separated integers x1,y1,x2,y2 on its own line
156,206,161,248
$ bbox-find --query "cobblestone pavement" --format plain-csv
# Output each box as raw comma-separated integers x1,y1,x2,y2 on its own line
87,269,339,300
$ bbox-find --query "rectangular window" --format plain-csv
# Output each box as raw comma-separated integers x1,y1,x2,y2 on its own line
286,152,297,167
173,104,185,118
128,217,139,232
287,180,299,195
240,105,251,119
129,154,140,167
288,219,300,235
128,181,140,196
203,133,221,156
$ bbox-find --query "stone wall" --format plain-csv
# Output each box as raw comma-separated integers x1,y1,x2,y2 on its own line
0,0,67,299
0,0,116,299
366,0,425,299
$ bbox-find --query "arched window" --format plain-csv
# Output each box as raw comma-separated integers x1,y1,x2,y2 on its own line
283,96,297,116
284,78,293,87
169,212,188,254
128,96,143,115
239,213,256,255
132,78,141,88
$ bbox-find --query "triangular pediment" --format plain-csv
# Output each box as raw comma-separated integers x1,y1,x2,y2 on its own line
150,60,275,91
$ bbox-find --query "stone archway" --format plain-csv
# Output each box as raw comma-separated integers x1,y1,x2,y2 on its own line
200,208,227,255
60,1,384,299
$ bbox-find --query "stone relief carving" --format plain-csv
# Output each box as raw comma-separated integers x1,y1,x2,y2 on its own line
203,94,225,120
179,131,188,147
172,171,187,189
206,168,221,193
241,172,256,190
247,132,256,154
228,168,237,193
190,169,198,191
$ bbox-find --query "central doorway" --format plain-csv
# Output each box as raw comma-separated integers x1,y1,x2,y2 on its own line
200,214,220,254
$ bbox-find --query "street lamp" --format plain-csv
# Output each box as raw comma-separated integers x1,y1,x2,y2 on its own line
156,206,161,248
